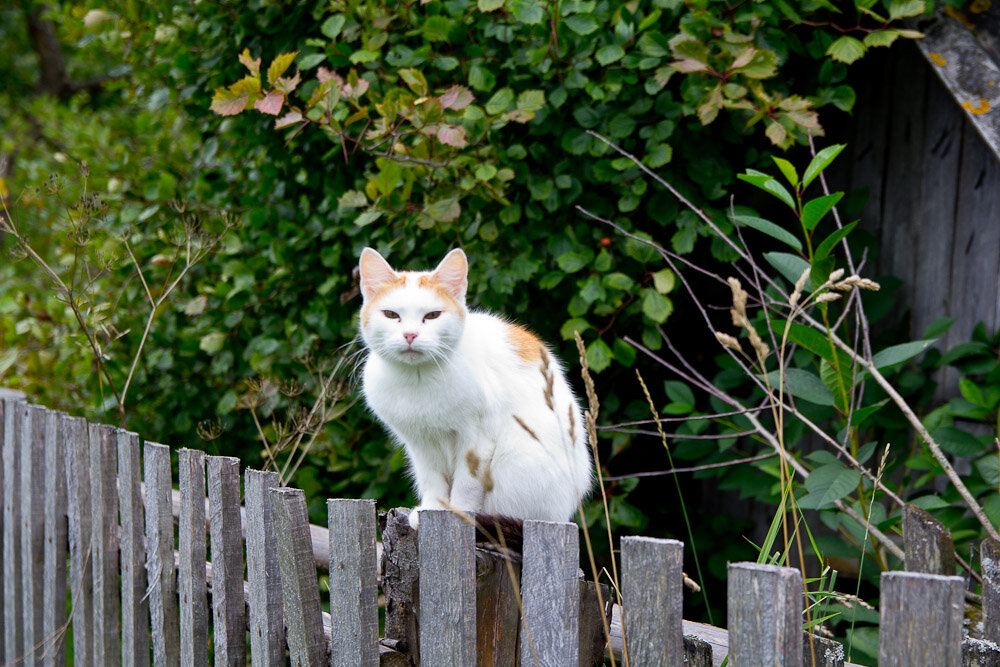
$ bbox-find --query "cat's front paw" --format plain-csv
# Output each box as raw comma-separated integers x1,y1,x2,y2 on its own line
408,508,421,531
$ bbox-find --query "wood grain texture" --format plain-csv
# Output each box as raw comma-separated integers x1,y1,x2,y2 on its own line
519,520,579,667
726,562,802,666
64,414,92,665
381,507,420,664
879,571,963,666
42,411,69,667
0,399,6,662
475,548,521,667
117,429,149,667
89,422,121,665
419,510,476,667
207,455,246,666
327,498,378,667
2,398,22,665
177,448,208,667
981,538,1000,646
144,442,180,666
270,487,326,666
244,469,284,666
903,504,956,574
20,405,45,662
578,579,613,667
621,536,684,667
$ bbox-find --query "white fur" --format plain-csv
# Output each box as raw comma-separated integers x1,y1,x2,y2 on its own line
358,248,593,529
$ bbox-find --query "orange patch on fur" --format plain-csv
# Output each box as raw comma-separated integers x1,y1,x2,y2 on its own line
417,274,465,313
507,323,544,363
360,275,406,328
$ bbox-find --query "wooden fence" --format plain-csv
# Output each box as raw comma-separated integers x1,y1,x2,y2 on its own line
0,395,996,666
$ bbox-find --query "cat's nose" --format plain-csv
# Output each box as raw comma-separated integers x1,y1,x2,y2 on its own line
403,332,418,345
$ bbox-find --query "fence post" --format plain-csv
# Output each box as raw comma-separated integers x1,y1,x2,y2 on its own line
903,504,956,574
381,507,420,663
145,442,180,666
981,538,1000,646
879,571,963,666
727,562,803,665
245,469,284,666
418,509,476,667
117,429,149,667
520,520,580,667
2,397,22,664
207,455,246,666
90,422,121,665
270,487,327,666
177,448,208,667
621,536,684,666
42,409,68,666
328,498,379,667
21,405,45,662
64,414,92,665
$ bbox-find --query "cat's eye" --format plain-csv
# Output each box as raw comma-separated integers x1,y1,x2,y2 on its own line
423,311,442,321
382,310,400,320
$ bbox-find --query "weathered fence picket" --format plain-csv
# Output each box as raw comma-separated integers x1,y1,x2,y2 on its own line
90,421,121,665
270,487,326,666
145,441,180,666
879,571,964,666
245,468,284,666
419,509,477,667
621,536,684,666
177,447,208,667
327,498,379,667
64,414,92,665
117,428,149,667
21,404,45,662
3,394,1000,666
727,562,804,665
207,455,246,665
42,410,68,666
520,520,580,667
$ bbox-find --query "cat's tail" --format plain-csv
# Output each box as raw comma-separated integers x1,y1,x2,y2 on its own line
475,514,524,552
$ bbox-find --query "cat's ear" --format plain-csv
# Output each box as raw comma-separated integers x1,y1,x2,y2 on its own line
431,248,468,302
359,248,400,301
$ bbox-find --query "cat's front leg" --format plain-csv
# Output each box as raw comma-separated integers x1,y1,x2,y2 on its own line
447,451,487,516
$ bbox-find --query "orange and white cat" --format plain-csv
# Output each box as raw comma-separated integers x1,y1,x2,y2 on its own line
358,247,593,529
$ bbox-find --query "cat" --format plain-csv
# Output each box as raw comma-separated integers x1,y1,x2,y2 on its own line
358,247,593,531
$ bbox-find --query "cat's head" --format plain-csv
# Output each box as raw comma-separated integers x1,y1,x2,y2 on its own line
358,247,468,366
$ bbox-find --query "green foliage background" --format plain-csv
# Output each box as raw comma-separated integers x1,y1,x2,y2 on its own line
5,0,997,655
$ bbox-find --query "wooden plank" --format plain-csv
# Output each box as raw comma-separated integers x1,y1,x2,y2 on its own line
244,469,283,666
519,520,579,667
903,504,956,574
578,579,612,667
727,562,802,665
0,399,6,663
269,487,326,666
419,510,476,667
20,404,45,662
327,498,378,667
381,507,420,664
42,411,69,666
620,535,684,666
963,637,1000,666
207,455,246,666
64,415,92,665
89,422,121,665
879,571,963,666
177,448,208,667
2,398,22,665
983,538,1000,646
145,442,180,666
117,429,149,667
475,548,521,667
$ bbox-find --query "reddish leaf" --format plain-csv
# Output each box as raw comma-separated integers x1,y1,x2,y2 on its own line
267,52,298,86
210,87,249,116
273,71,301,95
436,124,468,147
317,67,341,85
439,85,474,110
343,77,369,99
254,91,285,115
275,110,303,128
238,48,261,77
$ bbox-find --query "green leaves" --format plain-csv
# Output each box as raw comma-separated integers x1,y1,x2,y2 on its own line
826,36,865,64
797,463,861,509
870,339,936,370
737,169,795,209
732,214,802,252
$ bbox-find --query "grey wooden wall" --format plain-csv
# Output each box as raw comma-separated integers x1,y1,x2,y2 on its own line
827,41,1000,395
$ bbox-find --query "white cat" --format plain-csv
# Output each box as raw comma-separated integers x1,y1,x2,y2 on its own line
358,247,593,530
